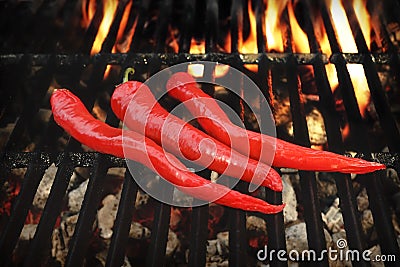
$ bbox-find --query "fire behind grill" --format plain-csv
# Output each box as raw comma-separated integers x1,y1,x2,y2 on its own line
1,0,400,266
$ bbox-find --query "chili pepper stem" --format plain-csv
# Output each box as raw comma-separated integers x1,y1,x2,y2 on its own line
123,67,135,83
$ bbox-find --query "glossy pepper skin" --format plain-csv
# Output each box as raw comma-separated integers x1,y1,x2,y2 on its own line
166,72,386,174
111,81,282,191
50,89,285,214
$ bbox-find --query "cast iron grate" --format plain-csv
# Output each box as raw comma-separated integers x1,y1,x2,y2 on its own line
1,0,400,266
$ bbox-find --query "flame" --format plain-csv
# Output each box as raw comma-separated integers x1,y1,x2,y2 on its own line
240,1,258,54
91,1,118,55
265,0,287,52
316,21,339,91
328,0,371,117
81,0,96,29
114,0,133,53
239,1,258,72
353,0,371,50
189,38,205,54
288,1,310,53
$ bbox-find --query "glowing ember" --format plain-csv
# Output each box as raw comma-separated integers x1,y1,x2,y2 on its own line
265,0,287,52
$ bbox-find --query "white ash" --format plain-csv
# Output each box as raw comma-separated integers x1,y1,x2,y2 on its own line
166,229,180,257
68,179,88,213
20,224,37,241
129,222,151,239
33,164,58,210
97,194,120,239
282,174,298,223
322,198,344,233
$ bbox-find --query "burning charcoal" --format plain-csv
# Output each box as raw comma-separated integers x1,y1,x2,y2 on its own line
282,174,298,223
369,245,385,267
68,179,88,213
361,209,374,234
356,188,369,212
216,232,229,256
246,216,266,232
129,222,151,239
247,216,268,249
96,246,132,267
316,173,338,208
331,230,350,266
98,194,120,239
322,198,344,233
166,229,180,257
20,224,37,241
32,164,58,210
285,222,332,264
135,190,149,209
52,214,79,265
286,107,327,146
206,240,218,257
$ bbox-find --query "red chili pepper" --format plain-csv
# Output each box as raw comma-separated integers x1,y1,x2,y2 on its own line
50,89,285,214
111,81,282,191
166,72,386,174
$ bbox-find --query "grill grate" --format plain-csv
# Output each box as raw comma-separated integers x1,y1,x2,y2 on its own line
1,0,400,266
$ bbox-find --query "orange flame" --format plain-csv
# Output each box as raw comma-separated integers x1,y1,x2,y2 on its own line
81,0,96,29
91,1,118,55
114,0,133,53
239,1,258,54
328,0,371,118
288,1,310,53
189,38,205,54
265,0,287,52
353,0,371,50
239,1,258,72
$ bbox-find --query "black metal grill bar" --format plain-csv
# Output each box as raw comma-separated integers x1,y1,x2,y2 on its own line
301,1,368,264
187,2,217,265
226,2,248,266
320,2,400,262
65,1,135,264
145,2,175,264
255,1,286,266
105,170,138,267
4,52,400,66
281,6,328,266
